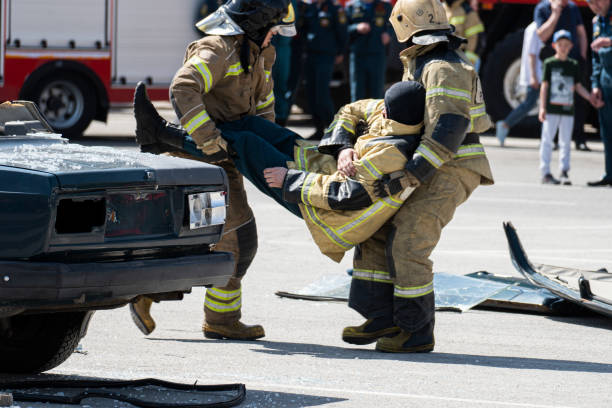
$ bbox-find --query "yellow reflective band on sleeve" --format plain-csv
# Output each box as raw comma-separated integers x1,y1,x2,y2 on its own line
326,118,355,134
225,62,244,77
207,287,241,300
304,205,354,250
257,90,275,109
465,23,485,37
455,143,485,158
426,87,471,103
352,269,393,284
394,281,434,298
336,196,400,235
300,172,316,205
449,16,466,25
184,109,211,135
189,56,213,92
204,296,242,313
364,100,381,120
464,51,480,65
470,104,486,118
264,70,271,82
361,159,383,179
416,144,444,168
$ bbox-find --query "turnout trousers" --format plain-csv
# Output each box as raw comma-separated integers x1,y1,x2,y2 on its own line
348,164,481,332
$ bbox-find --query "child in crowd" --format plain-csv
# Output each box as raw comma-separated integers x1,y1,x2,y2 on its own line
538,30,599,185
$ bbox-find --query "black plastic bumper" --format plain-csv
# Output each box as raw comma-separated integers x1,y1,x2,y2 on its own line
0,252,234,311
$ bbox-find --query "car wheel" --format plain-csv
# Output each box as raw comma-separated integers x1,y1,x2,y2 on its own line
0,311,89,374
27,74,96,138
482,30,539,133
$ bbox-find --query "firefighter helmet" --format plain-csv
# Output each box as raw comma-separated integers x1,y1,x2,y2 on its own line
389,0,451,43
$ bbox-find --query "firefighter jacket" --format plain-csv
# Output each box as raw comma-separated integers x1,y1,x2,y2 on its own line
591,8,612,90
282,99,422,262
443,0,484,66
399,41,494,187
170,35,276,157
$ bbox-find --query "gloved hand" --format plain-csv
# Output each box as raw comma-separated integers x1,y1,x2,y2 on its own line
373,169,420,198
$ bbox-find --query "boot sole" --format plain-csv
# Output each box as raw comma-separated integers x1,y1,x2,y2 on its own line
375,342,434,353
203,330,265,341
342,327,401,345
129,304,154,336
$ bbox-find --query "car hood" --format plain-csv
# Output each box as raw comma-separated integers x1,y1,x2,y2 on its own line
0,139,226,189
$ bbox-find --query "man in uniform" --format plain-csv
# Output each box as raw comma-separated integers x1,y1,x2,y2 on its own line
442,0,484,69
272,0,299,126
345,0,393,101
587,0,612,186
341,0,493,352
130,0,296,340
299,0,348,139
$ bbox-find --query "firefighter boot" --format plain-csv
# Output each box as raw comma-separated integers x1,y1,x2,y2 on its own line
203,321,265,340
129,296,156,335
134,82,184,154
375,320,435,353
342,317,401,345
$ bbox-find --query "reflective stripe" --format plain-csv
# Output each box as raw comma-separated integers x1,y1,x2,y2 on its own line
394,281,434,298
257,90,275,109
464,50,480,64
301,172,316,205
336,196,401,235
426,87,471,102
184,109,211,135
455,143,485,158
304,205,353,250
189,56,213,92
264,69,271,82
326,118,355,134
415,144,443,168
225,62,244,77
361,159,383,179
364,100,380,120
465,23,485,37
470,104,486,118
449,16,465,25
352,268,393,284
204,297,242,313
207,287,240,300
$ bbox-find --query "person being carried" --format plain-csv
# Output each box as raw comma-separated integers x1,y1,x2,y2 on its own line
537,29,601,185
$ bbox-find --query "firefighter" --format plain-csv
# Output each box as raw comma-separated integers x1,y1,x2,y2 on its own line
346,0,393,101
272,0,299,126
442,0,484,69
299,0,348,139
341,0,493,352
130,0,296,340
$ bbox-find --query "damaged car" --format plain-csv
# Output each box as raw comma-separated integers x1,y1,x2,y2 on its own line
0,101,234,374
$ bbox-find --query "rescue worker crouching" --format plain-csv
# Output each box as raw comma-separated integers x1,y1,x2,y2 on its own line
341,0,494,353
130,0,296,341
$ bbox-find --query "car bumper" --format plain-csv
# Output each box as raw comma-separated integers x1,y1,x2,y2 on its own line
0,252,234,313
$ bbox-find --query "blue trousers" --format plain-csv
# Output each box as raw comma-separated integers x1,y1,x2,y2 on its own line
349,53,386,102
504,85,539,129
305,53,335,129
184,116,303,217
598,78,612,180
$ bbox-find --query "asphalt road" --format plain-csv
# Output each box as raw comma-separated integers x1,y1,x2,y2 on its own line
5,109,612,408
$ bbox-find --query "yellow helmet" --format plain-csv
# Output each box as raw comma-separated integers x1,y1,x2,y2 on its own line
390,0,451,43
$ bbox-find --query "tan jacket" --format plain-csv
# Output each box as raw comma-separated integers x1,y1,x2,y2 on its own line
443,0,484,65
283,99,422,262
400,43,494,186
170,35,276,156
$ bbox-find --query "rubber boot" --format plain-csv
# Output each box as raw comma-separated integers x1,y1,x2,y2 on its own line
133,82,185,154
203,321,265,340
129,296,156,335
375,320,435,353
342,317,400,345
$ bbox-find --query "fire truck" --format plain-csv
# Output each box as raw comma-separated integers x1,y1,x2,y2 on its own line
0,0,202,137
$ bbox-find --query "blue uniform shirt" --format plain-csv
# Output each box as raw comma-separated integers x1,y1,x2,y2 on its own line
591,7,612,89
534,0,584,60
346,0,392,55
299,0,348,55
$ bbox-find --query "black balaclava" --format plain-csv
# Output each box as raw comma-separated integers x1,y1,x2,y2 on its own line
384,81,426,126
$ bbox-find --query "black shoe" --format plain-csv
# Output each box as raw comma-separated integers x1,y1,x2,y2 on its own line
576,143,591,151
134,82,167,147
587,178,612,187
553,143,559,151
342,317,400,345
542,173,560,185
560,171,572,185
375,320,435,353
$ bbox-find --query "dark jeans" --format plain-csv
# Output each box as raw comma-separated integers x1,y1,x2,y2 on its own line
504,86,540,129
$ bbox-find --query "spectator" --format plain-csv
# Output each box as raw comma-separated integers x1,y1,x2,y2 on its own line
496,21,543,146
538,30,597,185
587,0,612,186
535,0,591,151
345,0,393,102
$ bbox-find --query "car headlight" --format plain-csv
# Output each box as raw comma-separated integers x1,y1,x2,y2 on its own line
188,192,226,229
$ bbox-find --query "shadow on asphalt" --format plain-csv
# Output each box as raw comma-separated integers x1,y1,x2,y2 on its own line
147,337,612,374
242,390,345,407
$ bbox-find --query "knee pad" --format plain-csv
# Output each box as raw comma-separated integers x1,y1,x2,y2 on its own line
235,218,258,278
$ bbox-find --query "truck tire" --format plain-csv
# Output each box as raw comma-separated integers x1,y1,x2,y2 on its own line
0,311,88,374
482,30,539,132
25,73,96,138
